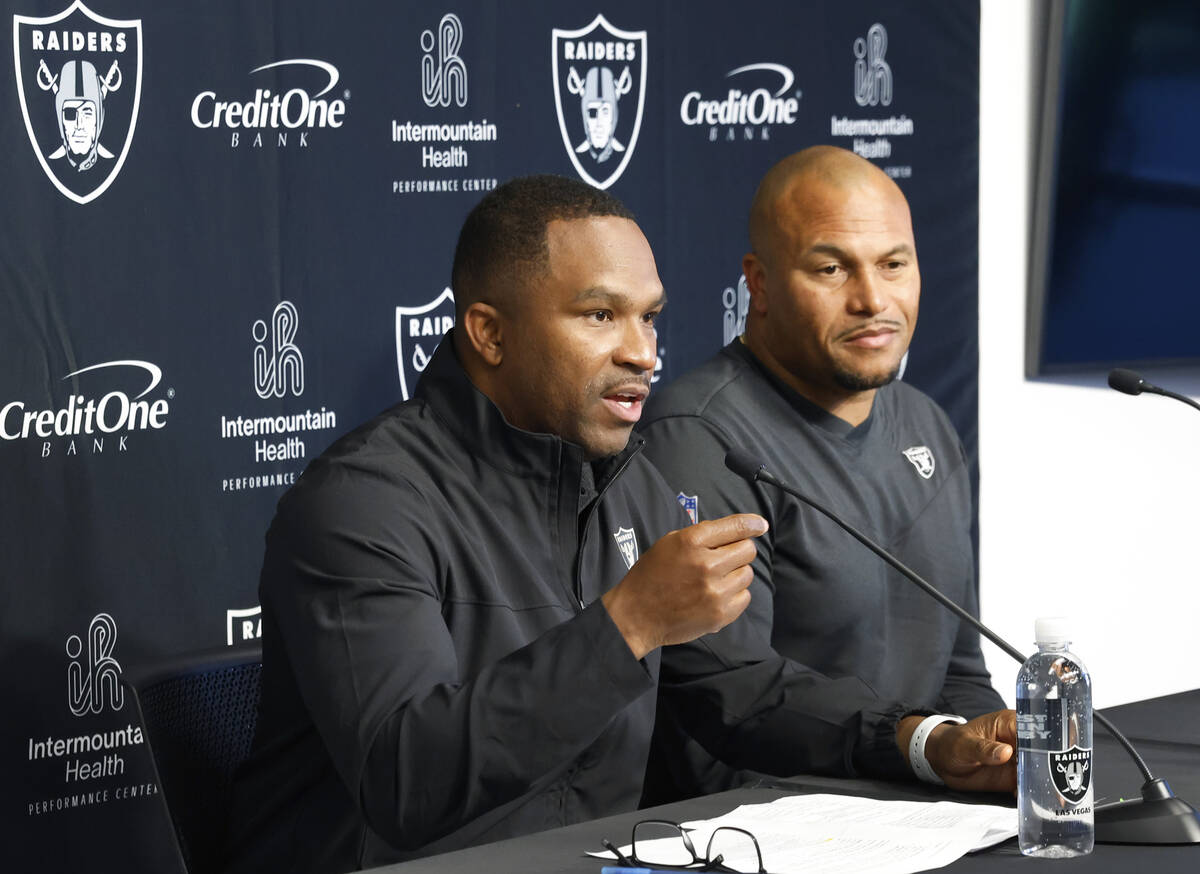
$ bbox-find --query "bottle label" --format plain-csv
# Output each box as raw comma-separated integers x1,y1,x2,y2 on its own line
1049,745,1092,805
1016,697,1065,745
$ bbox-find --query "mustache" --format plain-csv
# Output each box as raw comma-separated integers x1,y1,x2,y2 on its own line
833,319,904,342
596,374,652,396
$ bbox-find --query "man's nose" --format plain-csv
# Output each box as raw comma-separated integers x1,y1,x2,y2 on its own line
846,271,887,316
615,319,657,372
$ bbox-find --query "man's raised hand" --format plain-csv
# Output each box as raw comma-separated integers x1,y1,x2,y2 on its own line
602,514,768,660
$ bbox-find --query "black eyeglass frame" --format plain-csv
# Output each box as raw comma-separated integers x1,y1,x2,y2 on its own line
602,817,767,874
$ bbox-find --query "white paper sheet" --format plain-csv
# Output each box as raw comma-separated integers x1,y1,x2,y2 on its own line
589,794,1016,874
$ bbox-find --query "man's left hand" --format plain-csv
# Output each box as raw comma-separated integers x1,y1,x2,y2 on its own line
901,709,1017,793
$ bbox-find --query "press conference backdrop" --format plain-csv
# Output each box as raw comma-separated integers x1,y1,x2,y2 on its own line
0,2,979,868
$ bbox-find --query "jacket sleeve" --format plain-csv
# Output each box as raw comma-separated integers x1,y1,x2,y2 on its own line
935,439,1007,717
936,601,1008,718
641,415,913,780
261,461,654,851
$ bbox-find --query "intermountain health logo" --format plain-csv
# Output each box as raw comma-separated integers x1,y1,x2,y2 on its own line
67,613,123,716
396,288,454,401
218,300,338,492
854,23,892,107
831,22,913,175
391,12,497,196
552,14,646,190
421,13,466,108
24,611,158,816
13,0,142,204
254,300,304,399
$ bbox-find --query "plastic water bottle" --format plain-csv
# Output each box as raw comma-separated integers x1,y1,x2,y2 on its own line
1016,617,1094,857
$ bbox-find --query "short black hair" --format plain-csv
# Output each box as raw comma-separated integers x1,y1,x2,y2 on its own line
450,174,636,317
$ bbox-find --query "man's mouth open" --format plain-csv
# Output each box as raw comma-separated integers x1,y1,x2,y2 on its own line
602,388,648,423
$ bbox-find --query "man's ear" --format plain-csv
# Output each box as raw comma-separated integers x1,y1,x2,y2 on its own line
742,252,770,316
461,301,504,366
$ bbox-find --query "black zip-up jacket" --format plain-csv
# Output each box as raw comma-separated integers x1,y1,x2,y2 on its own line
225,338,685,873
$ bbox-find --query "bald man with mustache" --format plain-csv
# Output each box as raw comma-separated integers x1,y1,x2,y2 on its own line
639,146,1014,802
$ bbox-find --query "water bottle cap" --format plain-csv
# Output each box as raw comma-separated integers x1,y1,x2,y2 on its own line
1034,616,1071,645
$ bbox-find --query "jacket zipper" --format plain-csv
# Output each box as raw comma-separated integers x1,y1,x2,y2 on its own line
572,442,644,610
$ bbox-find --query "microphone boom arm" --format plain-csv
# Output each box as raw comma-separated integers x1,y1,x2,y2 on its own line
721,450,1200,844
747,464,1152,782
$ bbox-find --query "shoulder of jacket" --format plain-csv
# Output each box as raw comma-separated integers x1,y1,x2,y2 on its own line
643,352,750,426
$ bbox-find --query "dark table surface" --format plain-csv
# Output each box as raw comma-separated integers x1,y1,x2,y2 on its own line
365,690,1200,873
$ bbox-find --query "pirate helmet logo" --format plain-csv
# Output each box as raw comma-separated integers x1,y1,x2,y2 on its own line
13,1,142,204
902,445,935,479
51,59,115,171
552,14,646,190
613,526,640,570
1050,746,1092,805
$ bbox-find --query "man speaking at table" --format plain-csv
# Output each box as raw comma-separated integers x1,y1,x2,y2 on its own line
638,146,1013,803
225,175,768,873
225,173,1013,874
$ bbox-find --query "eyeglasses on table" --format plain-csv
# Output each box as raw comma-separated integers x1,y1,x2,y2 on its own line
602,818,767,873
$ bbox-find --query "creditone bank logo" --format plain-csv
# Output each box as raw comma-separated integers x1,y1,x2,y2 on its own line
680,63,800,141
396,288,454,401
1,359,171,457
13,0,142,204
552,14,646,190
67,613,123,716
191,58,349,148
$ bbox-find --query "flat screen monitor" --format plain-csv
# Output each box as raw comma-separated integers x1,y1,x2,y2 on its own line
1028,0,1200,376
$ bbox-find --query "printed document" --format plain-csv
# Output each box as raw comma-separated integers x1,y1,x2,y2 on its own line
593,793,1016,874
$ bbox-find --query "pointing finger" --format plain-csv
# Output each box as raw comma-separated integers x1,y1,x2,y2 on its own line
690,514,768,547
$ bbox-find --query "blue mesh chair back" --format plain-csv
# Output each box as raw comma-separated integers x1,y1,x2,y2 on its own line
127,645,262,874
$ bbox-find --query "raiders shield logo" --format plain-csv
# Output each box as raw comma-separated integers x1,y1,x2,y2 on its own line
551,14,646,190
13,1,142,204
612,526,639,569
396,288,455,400
902,445,935,479
1050,746,1092,804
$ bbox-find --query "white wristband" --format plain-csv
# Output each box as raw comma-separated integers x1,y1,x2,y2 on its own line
909,714,966,785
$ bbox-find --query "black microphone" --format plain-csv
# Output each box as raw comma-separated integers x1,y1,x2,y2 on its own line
723,449,1200,845
1108,368,1148,396
1108,368,1200,412
724,448,767,484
